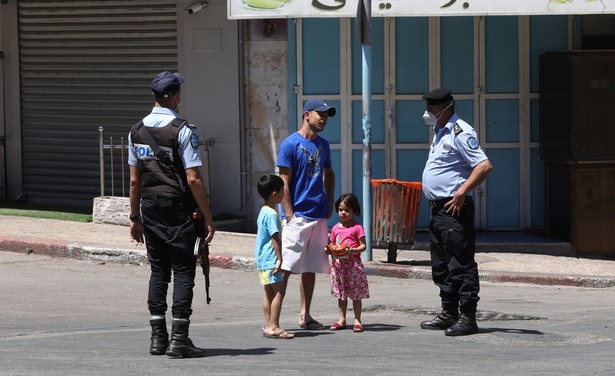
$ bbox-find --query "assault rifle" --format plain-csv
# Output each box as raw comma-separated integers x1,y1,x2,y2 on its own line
192,209,211,304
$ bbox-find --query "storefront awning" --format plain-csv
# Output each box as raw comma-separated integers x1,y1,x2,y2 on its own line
228,0,615,20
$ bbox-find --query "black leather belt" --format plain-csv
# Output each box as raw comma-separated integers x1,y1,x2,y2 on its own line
429,198,452,208
429,196,473,208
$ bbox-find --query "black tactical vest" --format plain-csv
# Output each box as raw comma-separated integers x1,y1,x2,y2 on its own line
130,118,193,203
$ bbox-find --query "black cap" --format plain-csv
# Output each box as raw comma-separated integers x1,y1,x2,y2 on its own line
423,87,453,105
151,71,184,98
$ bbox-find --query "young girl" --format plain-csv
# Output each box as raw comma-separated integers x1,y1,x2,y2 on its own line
324,193,370,333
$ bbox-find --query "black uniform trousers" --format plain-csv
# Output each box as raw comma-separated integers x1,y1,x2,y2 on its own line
141,197,198,319
428,197,480,316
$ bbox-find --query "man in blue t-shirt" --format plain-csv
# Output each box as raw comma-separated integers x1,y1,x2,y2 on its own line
277,99,336,331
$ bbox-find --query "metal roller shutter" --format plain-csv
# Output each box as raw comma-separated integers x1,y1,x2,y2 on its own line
18,0,177,209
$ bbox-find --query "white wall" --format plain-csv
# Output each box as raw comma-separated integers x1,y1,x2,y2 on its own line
177,0,244,216
177,1,289,228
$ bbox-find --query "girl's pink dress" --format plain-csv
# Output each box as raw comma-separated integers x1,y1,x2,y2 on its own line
329,221,370,301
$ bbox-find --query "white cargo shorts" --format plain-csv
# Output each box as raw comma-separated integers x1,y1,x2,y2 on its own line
281,216,330,274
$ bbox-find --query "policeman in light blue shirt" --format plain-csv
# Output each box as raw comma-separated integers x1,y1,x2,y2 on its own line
128,71,215,358
127,107,202,169
420,88,493,337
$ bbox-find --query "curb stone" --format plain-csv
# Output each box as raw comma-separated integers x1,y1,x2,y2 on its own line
2,237,614,288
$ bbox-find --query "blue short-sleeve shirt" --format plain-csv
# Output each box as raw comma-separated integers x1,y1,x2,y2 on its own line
422,114,488,201
277,132,332,220
254,206,282,271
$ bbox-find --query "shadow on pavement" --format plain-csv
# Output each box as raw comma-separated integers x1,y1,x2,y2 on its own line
203,347,277,357
362,323,404,332
291,331,334,338
479,328,544,336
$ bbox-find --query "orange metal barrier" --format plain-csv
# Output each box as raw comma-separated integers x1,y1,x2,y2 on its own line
371,179,422,263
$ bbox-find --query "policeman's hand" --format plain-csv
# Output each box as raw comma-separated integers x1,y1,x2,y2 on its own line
205,223,215,243
444,195,466,216
130,221,145,245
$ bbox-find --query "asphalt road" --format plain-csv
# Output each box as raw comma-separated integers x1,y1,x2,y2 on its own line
1,251,614,376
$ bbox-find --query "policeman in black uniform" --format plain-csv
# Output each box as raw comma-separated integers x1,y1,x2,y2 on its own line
420,88,493,336
128,71,215,357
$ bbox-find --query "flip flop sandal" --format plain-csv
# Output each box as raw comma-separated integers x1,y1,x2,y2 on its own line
265,329,294,339
353,324,364,332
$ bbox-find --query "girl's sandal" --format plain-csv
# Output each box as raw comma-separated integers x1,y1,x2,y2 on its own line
330,322,347,331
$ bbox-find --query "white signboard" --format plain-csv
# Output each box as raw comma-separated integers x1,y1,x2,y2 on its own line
229,0,615,20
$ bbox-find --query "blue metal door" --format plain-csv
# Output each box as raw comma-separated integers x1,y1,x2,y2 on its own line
291,15,573,230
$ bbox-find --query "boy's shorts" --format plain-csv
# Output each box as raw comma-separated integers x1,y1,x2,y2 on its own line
259,269,283,286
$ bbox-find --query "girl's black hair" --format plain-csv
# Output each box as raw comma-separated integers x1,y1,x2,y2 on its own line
335,193,361,216
257,174,284,200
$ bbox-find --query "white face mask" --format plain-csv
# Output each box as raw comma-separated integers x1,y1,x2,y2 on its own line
422,102,452,126
422,111,437,126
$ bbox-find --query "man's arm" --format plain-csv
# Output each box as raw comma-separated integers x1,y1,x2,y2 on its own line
323,167,335,219
129,165,144,245
278,166,294,220
456,159,493,197
446,159,493,215
186,167,216,243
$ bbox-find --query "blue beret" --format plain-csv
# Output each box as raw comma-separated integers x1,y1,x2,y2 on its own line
423,87,453,105
151,71,183,98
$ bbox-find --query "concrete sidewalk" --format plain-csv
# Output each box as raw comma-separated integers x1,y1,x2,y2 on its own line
1,214,615,288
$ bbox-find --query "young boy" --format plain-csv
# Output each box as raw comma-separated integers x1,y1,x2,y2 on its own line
255,174,294,339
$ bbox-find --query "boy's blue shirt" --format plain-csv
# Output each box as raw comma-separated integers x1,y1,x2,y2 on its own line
254,206,281,271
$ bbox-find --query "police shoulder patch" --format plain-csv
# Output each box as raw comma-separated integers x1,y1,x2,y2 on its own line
190,133,200,149
467,136,480,150
453,123,462,135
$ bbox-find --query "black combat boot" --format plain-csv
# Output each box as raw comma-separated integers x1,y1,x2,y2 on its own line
420,310,458,330
149,318,169,355
165,319,206,358
444,313,479,336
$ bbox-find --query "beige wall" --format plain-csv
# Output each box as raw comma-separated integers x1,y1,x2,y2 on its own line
243,19,288,230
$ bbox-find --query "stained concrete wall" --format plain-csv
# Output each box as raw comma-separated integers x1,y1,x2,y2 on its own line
244,20,289,231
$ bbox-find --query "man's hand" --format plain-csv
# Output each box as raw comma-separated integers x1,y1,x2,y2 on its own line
205,223,215,244
130,221,145,245
443,195,466,216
